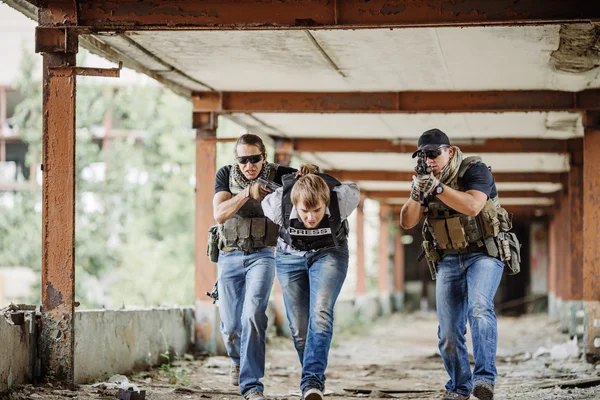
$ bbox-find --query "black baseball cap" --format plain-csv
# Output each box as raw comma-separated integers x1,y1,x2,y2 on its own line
411,128,451,158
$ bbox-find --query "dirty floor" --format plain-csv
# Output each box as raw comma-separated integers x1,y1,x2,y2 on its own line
5,313,600,400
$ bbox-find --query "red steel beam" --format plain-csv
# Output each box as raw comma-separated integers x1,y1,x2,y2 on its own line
331,170,565,183
366,190,560,199
389,204,553,217
378,204,392,294
71,0,600,30
583,112,600,362
293,138,568,154
193,90,600,113
355,198,366,294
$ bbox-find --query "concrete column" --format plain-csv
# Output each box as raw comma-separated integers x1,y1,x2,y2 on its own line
567,139,584,338
392,216,405,312
378,203,392,314
40,51,77,383
194,112,220,353
355,198,366,295
583,120,600,362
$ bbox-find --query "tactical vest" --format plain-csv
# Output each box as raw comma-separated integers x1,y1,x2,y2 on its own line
219,164,280,252
280,173,349,252
422,157,513,259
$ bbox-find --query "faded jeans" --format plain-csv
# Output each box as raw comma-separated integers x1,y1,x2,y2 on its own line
217,248,275,397
436,252,504,396
275,242,349,393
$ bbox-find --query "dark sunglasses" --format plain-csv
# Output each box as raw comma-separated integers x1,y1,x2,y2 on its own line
237,154,263,165
422,146,449,160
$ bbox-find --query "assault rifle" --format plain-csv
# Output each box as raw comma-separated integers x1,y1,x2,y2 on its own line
414,152,432,204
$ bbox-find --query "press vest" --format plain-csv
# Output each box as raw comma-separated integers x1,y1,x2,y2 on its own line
219,164,280,252
280,173,349,252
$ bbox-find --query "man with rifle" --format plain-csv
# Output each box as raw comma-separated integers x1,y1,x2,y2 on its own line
400,129,520,400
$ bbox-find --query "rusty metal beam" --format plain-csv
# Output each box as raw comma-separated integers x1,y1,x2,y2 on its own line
294,138,569,154
366,190,560,199
583,112,600,362
41,52,77,384
192,90,600,113
378,204,392,294
64,0,600,30
331,170,565,183
194,112,219,354
389,204,553,218
355,198,366,294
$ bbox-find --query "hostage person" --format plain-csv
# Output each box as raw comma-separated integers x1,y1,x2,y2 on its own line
262,172,360,400
400,129,520,400
213,133,317,400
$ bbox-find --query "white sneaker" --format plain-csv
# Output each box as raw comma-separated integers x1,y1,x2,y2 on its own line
303,388,324,400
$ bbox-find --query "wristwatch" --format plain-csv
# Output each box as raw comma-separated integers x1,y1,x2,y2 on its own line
435,183,444,195
244,185,250,198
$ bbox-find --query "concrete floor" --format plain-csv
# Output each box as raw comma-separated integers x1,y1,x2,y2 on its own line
6,313,600,400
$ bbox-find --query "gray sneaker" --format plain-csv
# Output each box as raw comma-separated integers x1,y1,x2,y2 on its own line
303,388,324,400
472,380,494,400
244,392,266,400
230,363,240,386
441,393,470,400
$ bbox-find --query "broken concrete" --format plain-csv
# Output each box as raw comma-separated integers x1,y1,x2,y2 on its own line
0,313,32,392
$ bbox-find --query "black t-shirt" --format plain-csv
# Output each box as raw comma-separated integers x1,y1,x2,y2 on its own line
461,162,498,199
214,165,297,194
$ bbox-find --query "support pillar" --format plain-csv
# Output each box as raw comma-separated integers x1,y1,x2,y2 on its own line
272,137,291,336
557,192,571,332
40,51,77,384
392,214,405,312
356,198,366,295
194,111,220,353
547,215,558,318
567,139,584,338
378,203,392,315
583,113,600,362
0,86,6,168
37,1,79,383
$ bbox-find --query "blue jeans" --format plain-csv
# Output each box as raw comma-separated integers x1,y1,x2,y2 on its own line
275,242,349,393
217,248,275,397
436,252,504,396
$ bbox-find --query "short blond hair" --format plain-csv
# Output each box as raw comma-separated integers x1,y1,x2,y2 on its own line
291,175,330,209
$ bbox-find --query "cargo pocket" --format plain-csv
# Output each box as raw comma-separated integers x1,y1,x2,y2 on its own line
265,220,279,247
221,219,238,248
430,219,451,249
446,217,468,249
251,217,266,248
237,217,252,251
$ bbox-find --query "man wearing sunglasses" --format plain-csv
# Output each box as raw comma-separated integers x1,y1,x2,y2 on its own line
400,129,512,400
213,133,317,400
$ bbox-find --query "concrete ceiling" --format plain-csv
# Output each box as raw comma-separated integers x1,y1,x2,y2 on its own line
9,0,598,209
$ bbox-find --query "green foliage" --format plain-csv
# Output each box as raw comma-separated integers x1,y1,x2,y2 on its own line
2,47,241,308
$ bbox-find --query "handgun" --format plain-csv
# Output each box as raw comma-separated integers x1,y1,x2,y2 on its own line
257,178,282,192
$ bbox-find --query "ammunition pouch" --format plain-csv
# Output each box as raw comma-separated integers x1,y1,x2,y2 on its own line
220,215,279,252
207,225,220,263
498,232,521,275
